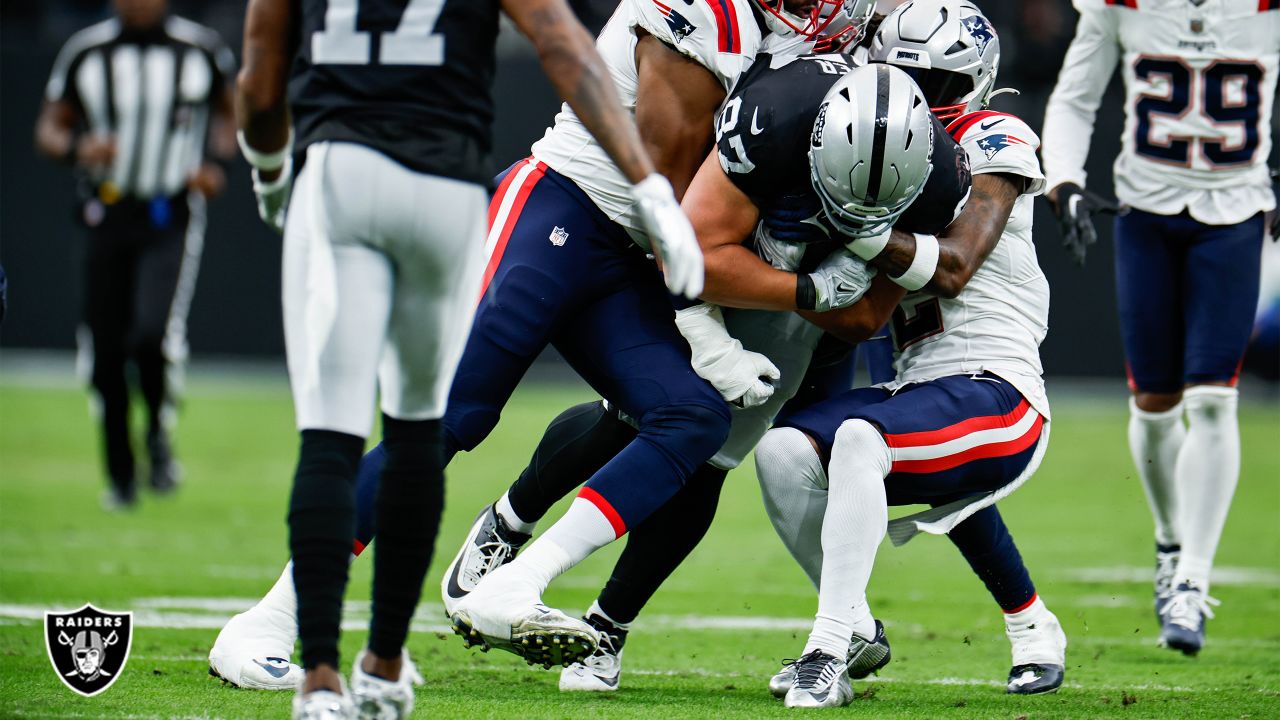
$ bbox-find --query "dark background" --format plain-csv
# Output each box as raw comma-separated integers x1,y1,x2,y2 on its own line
0,0,1272,377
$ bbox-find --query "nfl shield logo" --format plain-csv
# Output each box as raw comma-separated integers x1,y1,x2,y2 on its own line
44,604,133,697
1189,18,1204,33
549,226,569,246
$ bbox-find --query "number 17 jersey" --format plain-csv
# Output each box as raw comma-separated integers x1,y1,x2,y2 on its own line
289,0,500,184
1041,0,1280,225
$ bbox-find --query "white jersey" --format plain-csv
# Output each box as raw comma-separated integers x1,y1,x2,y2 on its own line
1041,0,1280,225
889,111,1052,419
531,0,760,247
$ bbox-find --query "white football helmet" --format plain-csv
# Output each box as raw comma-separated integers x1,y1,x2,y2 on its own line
867,0,1000,122
808,63,935,238
755,0,876,50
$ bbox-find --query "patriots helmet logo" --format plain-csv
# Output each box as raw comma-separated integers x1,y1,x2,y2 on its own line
977,133,1028,160
962,15,995,57
653,0,697,43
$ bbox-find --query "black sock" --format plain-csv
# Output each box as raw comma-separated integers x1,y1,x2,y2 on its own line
506,401,637,522
597,463,728,624
368,416,445,659
289,429,364,669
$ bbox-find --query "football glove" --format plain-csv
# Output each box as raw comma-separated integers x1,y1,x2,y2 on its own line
251,161,292,235
1050,182,1118,266
674,303,780,409
633,174,704,299
808,249,877,312
753,223,808,272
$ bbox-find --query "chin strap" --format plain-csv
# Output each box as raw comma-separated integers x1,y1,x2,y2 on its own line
987,87,1021,102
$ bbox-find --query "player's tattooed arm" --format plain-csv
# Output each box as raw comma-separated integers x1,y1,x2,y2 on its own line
237,0,293,171
632,32,726,198
870,173,1022,299
506,0,656,185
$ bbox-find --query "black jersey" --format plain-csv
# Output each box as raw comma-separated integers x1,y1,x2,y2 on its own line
289,0,500,184
715,53,971,253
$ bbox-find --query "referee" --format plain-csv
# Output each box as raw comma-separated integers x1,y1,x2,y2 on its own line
35,0,236,509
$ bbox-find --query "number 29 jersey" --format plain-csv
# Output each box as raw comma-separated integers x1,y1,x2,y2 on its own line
1042,0,1280,225
289,0,501,184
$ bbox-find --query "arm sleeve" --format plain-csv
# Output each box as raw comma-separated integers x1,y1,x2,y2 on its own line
627,0,756,90
959,114,1047,196
1039,0,1120,192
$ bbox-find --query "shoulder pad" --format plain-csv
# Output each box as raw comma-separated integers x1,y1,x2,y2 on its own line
947,111,1045,195
628,0,760,88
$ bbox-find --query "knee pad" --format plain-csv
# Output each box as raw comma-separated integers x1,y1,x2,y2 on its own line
639,400,731,468
756,427,827,493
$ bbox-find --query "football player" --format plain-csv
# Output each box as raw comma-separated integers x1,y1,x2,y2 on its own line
749,0,1069,705
1041,0,1279,654
211,0,875,687
231,0,699,715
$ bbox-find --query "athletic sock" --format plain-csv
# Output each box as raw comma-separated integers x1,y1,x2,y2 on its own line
288,429,365,670
260,561,299,621
495,491,536,535
755,427,830,589
804,420,888,658
505,401,636,525
597,463,727,624
1128,398,1186,547
511,495,619,591
368,417,445,660
1004,594,1047,629
1173,386,1240,591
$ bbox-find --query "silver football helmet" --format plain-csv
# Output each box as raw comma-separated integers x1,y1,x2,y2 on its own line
868,0,1000,122
754,0,876,50
808,63,935,238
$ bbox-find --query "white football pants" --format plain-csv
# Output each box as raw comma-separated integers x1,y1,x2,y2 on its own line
282,141,488,437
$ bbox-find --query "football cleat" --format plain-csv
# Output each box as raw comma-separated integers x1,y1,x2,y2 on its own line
782,650,854,708
1159,582,1218,656
350,650,416,720
769,620,889,698
209,600,303,690
449,563,598,668
560,614,626,692
1005,606,1067,695
292,676,355,720
1154,545,1180,620
441,504,531,616
147,430,181,494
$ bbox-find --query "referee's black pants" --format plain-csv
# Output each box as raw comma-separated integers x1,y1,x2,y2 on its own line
81,194,201,495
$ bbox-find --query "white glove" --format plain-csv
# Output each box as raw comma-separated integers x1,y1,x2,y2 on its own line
808,248,877,311
675,303,780,409
633,174,704,299
753,223,807,272
251,160,292,235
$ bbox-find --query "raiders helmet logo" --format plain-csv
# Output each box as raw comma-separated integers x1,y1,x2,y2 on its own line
44,604,133,697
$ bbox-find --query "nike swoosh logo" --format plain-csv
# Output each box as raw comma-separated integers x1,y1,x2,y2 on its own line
253,659,292,679
750,108,765,135
980,119,1005,131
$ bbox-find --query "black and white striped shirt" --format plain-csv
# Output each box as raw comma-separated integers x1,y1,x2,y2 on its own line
45,16,234,201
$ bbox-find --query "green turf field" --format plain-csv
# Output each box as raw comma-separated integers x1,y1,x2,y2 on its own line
0,373,1277,719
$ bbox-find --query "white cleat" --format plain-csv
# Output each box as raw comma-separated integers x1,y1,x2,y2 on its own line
782,650,854,708
559,619,624,692
441,504,530,617
292,676,355,720
1006,605,1067,695
350,650,416,720
209,605,303,690
450,563,598,668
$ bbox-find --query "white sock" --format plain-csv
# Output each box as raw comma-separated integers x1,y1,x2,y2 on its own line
1127,398,1186,547
509,496,617,592
260,561,298,620
804,420,888,658
495,491,536,535
1173,386,1240,592
1003,594,1046,629
755,427,829,589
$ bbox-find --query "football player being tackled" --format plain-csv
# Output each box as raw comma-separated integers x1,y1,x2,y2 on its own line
211,0,875,689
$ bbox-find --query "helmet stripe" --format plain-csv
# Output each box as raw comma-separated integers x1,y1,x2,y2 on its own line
866,64,892,202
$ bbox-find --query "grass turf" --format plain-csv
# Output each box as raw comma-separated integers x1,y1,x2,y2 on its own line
0,374,1277,719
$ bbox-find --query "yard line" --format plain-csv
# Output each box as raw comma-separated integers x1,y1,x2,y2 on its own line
1057,566,1280,587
